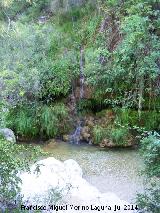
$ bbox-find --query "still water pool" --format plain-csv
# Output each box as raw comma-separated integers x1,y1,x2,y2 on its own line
40,141,144,203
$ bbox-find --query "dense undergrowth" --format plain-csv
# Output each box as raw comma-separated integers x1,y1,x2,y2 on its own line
0,0,159,212
0,0,159,139
7,103,71,138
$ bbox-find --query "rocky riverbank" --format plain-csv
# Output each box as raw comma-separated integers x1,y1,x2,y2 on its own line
19,157,136,213
63,109,137,148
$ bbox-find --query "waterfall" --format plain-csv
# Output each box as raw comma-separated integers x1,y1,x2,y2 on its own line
70,47,84,144
70,120,82,144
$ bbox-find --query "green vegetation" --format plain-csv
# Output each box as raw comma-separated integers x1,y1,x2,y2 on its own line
0,0,159,132
7,103,71,138
140,135,160,177
0,0,159,211
93,125,130,146
115,108,160,131
85,1,160,117
0,138,46,210
137,134,160,213
110,127,130,146
93,125,108,144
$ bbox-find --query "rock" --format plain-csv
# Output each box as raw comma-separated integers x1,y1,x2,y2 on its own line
64,159,83,177
124,136,134,147
99,142,106,148
101,138,115,147
19,157,134,213
100,138,134,148
82,132,90,141
81,126,91,141
46,138,56,144
0,128,16,143
87,120,94,127
75,85,93,99
20,157,69,205
67,94,77,116
85,116,94,127
44,139,57,150
63,135,69,142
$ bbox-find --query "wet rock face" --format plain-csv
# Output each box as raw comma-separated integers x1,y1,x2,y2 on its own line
84,116,94,127
100,139,113,148
63,109,134,147
74,85,93,99
99,137,134,148
63,134,70,142
80,112,134,147
67,94,77,117
81,126,91,141
74,116,94,144
0,128,16,143
19,157,134,213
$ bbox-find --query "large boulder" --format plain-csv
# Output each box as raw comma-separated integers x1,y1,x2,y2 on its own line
19,157,135,213
0,128,16,143
64,159,83,177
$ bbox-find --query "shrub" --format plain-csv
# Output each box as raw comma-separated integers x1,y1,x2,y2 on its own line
140,135,160,178
93,125,108,144
141,111,160,131
110,127,129,146
0,138,45,210
115,109,160,131
136,134,160,213
40,58,73,99
0,21,53,106
115,108,127,126
39,103,70,137
93,124,130,146
7,103,71,139
7,104,39,137
137,184,160,213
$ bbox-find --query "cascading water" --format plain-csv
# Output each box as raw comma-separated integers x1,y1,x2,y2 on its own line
70,120,82,144
70,47,85,144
